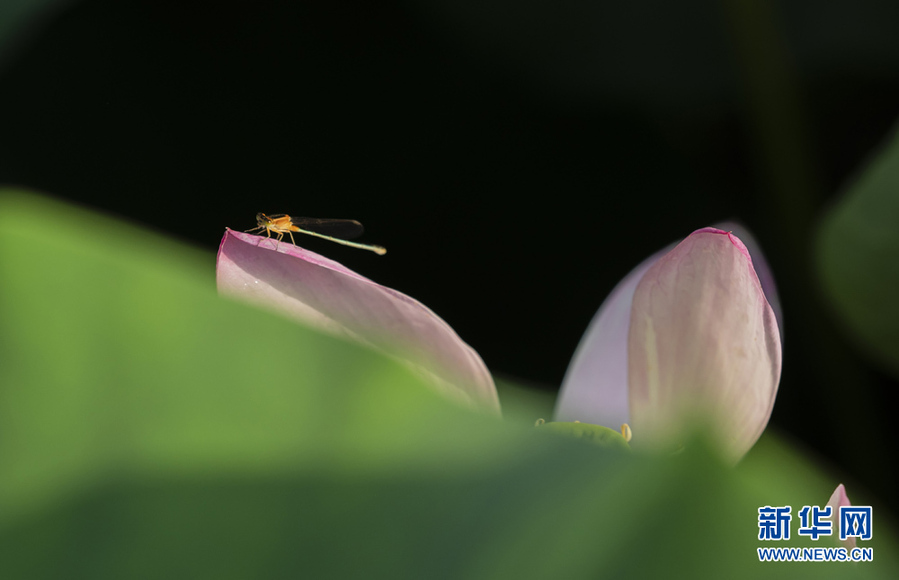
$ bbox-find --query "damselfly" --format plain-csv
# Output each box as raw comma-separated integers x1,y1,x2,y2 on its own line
246,213,386,255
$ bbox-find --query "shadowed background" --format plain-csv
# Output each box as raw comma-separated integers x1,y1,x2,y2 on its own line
1,0,898,516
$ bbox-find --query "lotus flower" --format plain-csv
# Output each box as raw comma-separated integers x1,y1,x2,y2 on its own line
555,226,782,461
216,229,499,414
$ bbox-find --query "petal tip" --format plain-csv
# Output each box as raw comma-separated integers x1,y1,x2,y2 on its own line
691,226,752,262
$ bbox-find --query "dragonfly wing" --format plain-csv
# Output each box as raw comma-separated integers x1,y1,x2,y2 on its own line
291,217,365,240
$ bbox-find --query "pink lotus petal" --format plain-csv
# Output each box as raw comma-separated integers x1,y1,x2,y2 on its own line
554,244,672,427
216,229,499,413
716,221,783,342
628,228,782,461
826,483,855,549
554,224,781,460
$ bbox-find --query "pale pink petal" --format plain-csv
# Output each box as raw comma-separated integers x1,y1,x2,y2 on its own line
826,483,856,549
554,244,672,427
627,228,782,461
716,221,783,342
216,229,499,413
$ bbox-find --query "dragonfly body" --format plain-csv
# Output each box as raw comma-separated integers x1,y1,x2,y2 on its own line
248,213,386,255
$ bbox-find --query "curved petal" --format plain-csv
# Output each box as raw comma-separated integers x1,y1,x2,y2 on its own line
554,244,673,427
826,483,855,549
826,483,851,512
216,229,499,414
716,221,783,342
627,228,782,461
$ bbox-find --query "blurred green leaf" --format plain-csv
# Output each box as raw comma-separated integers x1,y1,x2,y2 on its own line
817,127,899,378
0,189,508,516
1,190,896,578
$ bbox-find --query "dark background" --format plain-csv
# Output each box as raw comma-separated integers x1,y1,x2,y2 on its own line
2,0,898,515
